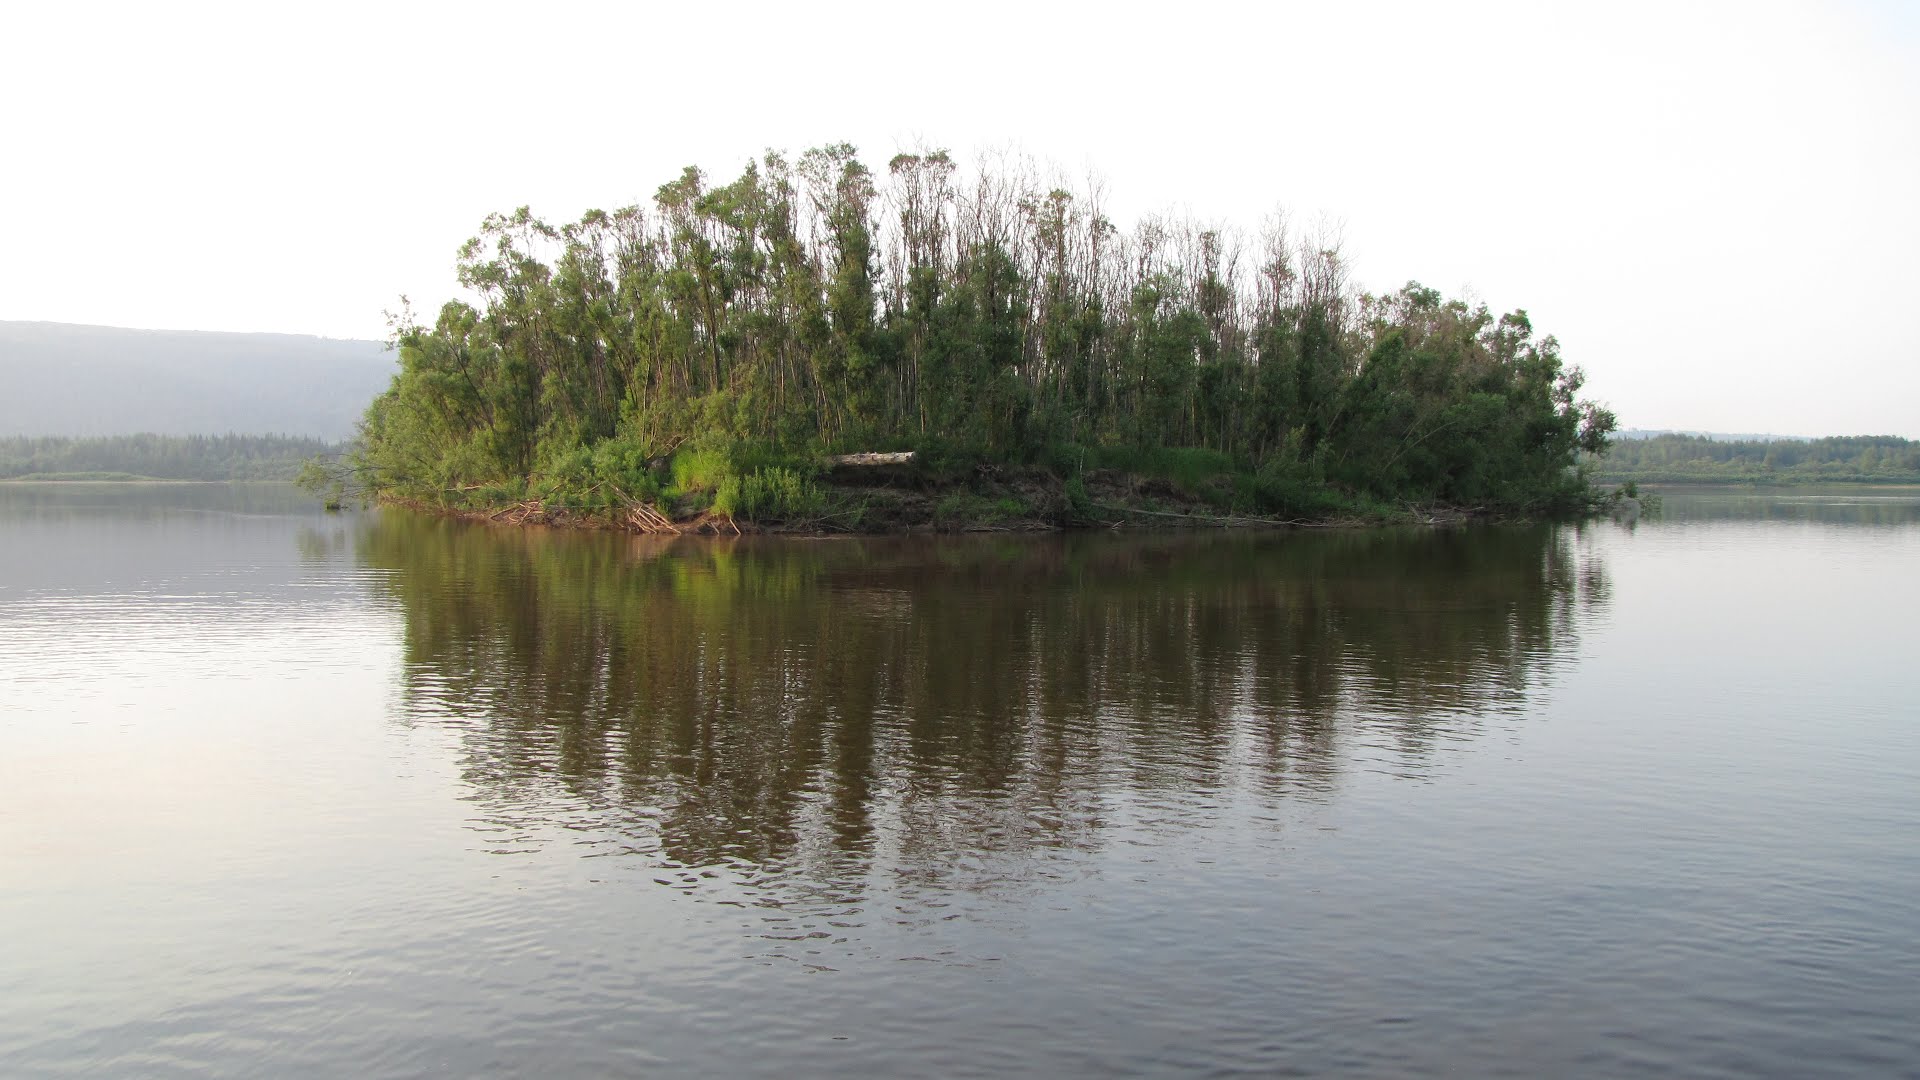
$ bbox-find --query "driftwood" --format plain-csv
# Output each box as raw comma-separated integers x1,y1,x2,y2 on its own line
488,500,549,525
826,451,916,467
603,482,681,534
623,502,680,533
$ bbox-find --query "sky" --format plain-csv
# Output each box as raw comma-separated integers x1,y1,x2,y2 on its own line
3,0,1915,437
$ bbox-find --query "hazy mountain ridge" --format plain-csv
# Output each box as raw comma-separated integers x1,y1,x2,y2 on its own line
0,321,395,439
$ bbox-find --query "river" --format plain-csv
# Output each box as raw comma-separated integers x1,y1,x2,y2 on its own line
3,483,1916,1077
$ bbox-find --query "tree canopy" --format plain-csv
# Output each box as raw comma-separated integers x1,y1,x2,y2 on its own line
351,145,1615,524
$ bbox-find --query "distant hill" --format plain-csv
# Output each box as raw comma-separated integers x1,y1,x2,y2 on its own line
0,321,395,439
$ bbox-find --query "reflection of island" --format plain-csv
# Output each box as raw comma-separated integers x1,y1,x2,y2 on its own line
358,519,1606,898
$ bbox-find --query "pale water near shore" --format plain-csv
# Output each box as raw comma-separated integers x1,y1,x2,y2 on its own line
3,483,1916,1077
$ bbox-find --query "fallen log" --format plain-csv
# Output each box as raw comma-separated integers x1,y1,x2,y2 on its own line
826,451,916,467
1093,502,1341,528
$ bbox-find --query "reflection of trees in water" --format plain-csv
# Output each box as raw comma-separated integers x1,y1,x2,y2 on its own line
359,520,1606,902
294,523,354,563
0,480,311,519
1653,488,1920,526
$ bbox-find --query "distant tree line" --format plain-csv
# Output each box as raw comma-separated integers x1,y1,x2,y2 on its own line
0,434,336,480
1595,434,1920,483
352,144,1616,523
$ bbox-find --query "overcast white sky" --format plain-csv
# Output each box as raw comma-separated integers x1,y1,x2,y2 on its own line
3,0,1915,436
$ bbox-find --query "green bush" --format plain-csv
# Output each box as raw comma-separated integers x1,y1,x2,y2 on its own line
732,466,824,522
933,491,1033,528
712,474,742,518
1252,454,1341,517
1063,474,1096,522
934,492,987,526
589,431,661,495
1085,444,1237,493
670,439,735,495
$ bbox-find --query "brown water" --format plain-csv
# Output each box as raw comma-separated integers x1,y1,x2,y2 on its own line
3,483,1917,1077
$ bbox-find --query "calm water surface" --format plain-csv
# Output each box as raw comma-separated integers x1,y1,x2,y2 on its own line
2,483,1916,1077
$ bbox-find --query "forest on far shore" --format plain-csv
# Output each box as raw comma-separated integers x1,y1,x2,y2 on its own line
333,143,1617,528
1592,434,1920,483
0,434,336,481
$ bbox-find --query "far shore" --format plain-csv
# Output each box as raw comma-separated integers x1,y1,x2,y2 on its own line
0,476,263,484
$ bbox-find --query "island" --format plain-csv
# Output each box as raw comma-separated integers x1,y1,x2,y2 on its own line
309,145,1618,531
